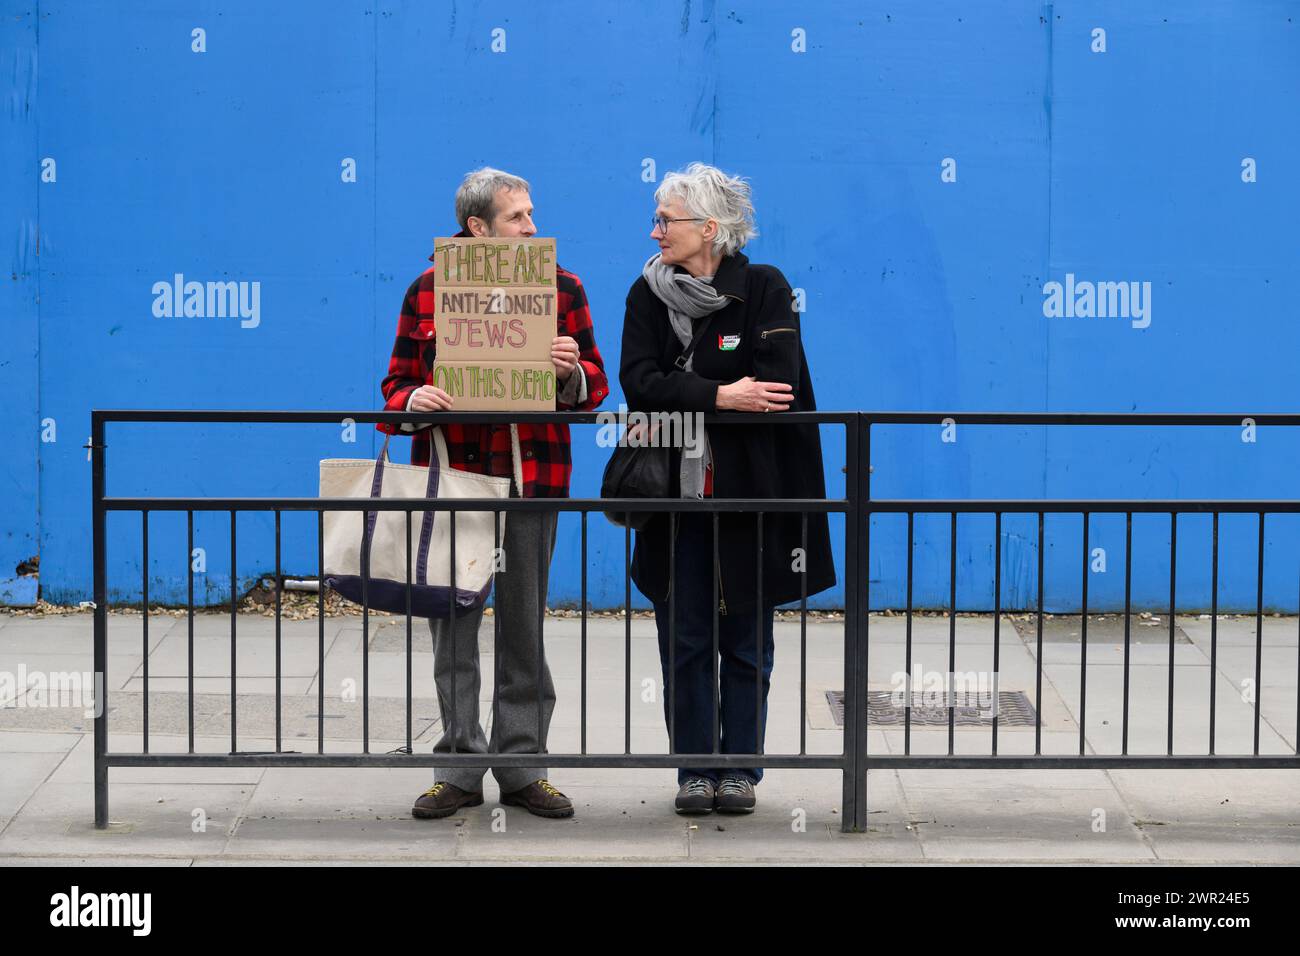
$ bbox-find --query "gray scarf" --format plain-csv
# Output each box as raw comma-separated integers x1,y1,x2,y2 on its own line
641,252,729,499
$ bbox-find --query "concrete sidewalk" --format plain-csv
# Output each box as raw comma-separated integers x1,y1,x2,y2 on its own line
1,609,1296,865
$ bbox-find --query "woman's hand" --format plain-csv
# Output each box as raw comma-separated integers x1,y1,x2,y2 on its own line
715,376,793,412
408,385,455,411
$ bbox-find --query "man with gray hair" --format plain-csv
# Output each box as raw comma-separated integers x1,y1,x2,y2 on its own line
378,167,608,819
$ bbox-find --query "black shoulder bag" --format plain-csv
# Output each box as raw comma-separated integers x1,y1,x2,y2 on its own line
600,321,711,530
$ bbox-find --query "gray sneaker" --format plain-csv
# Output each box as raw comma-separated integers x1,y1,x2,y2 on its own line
675,775,716,814
715,774,756,814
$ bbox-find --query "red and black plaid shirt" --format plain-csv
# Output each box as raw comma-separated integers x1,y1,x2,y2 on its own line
377,233,608,497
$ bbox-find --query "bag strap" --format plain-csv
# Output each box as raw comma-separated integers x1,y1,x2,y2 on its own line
673,319,713,370
414,426,446,584
430,424,451,469
613,322,711,452
361,429,444,588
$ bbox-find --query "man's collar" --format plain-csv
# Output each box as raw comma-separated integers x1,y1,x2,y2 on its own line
708,250,749,302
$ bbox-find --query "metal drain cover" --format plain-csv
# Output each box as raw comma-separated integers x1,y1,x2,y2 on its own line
825,690,1038,727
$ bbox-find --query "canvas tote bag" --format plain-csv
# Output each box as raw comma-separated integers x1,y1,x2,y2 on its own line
319,426,510,616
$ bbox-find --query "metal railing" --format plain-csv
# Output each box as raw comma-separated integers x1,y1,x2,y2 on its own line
89,410,1300,834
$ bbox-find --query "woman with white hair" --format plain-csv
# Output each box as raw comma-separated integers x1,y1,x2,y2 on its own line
619,163,836,815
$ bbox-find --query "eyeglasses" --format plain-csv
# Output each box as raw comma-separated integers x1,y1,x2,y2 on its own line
651,216,705,232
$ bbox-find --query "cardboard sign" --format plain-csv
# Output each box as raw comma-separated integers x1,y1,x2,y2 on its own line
431,236,559,409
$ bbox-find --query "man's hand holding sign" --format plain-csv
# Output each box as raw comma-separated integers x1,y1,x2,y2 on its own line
551,334,580,381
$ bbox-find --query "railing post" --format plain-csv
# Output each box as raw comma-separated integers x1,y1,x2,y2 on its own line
91,412,109,829
841,413,871,833
840,416,859,830
854,413,871,832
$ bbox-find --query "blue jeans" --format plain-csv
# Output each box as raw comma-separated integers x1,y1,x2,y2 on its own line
651,513,776,786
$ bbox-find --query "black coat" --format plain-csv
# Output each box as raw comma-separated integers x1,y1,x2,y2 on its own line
619,250,837,615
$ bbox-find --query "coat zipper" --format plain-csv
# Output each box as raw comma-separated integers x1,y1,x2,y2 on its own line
760,327,797,339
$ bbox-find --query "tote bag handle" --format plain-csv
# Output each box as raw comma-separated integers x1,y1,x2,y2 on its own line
362,426,450,588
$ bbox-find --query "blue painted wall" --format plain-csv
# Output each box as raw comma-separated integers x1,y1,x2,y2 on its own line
3,1,1298,611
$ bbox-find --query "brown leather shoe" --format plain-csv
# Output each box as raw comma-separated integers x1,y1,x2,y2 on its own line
500,779,574,818
411,781,484,819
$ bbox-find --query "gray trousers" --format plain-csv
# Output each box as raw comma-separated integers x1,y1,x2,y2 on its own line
428,507,558,793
